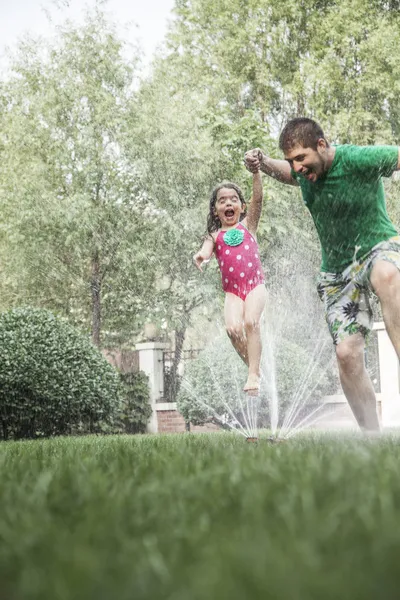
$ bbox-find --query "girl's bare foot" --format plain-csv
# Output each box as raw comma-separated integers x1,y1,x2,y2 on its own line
243,374,260,395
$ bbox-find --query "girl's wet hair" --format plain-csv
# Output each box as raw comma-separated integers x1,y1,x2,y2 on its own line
206,182,246,235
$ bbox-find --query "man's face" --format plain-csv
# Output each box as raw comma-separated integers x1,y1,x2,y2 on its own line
284,139,328,183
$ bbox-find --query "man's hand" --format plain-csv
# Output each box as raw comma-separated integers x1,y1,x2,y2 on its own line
244,148,265,173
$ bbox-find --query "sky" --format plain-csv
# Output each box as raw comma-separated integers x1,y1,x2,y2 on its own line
0,0,176,70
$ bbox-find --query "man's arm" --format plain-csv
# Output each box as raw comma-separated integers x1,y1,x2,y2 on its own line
245,170,263,235
244,149,298,186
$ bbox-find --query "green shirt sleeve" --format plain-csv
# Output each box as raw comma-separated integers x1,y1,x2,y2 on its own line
346,145,398,178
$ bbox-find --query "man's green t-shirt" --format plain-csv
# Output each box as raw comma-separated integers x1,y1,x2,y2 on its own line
291,145,399,272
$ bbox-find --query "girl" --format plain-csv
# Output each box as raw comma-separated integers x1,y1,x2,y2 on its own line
193,158,267,394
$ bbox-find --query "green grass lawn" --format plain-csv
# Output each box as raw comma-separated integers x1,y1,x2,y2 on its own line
2,432,400,599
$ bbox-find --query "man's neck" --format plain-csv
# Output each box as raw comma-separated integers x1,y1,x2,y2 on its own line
324,146,336,172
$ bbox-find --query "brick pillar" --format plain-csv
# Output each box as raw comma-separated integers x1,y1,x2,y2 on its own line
373,322,400,427
135,342,169,433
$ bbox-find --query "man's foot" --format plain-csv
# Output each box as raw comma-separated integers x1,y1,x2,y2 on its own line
243,374,260,396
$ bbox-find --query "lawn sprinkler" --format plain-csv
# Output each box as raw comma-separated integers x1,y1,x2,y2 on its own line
267,435,286,444
246,437,258,443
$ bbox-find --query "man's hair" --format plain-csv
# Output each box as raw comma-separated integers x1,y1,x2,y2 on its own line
279,118,328,152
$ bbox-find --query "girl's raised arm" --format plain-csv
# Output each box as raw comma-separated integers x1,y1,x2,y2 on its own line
245,168,263,236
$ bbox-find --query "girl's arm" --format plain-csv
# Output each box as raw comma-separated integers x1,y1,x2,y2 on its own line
193,236,214,272
245,169,263,236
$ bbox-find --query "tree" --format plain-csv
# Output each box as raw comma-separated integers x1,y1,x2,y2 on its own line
125,58,230,395
0,7,154,347
167,0,400,144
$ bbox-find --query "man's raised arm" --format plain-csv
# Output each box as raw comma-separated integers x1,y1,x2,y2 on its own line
244,149,298,186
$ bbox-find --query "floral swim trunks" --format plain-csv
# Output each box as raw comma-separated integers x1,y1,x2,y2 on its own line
317,236,400,345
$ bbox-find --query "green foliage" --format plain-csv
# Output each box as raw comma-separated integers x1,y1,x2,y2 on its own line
177,335,248,426
275,339,336,413
169,0,400,143
118,371,152,434
0,9,153,345
128,60,226,335
0,307,121,439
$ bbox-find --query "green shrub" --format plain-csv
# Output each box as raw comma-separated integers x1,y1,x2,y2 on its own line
274,339,335,418
177,333,334,428
177,335,248,427
0,307,122,440
118,371,152,434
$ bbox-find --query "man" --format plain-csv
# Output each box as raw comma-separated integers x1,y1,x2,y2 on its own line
245,117,400,431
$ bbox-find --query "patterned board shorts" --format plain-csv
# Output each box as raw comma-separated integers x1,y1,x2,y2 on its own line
317,236,400,345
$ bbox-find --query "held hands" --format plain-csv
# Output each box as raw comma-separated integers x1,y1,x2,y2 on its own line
244,148,265,173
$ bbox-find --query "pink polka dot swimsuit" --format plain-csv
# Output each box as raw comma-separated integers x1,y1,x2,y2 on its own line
214,222,265,301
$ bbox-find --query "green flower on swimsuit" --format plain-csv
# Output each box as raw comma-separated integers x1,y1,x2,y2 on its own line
223,228,244,247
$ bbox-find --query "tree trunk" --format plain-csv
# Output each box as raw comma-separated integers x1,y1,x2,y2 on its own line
169,327,186,401
1,418,8,441
91,247,102,347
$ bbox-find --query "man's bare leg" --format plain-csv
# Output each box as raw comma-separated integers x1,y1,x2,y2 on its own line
336,333,380,431
370,260,400,357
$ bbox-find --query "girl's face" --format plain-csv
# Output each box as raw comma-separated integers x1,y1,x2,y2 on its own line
214,187,245,228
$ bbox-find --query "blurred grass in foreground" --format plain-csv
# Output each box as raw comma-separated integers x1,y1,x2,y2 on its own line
1,432,400,599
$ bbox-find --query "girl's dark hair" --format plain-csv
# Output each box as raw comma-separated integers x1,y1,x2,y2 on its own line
206,182,246,235
279,117,328,153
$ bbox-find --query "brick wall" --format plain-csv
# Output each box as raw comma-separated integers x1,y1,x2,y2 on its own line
157,409,187,433
156,403,220,434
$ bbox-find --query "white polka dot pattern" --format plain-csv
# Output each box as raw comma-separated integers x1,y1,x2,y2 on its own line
214,223,265,300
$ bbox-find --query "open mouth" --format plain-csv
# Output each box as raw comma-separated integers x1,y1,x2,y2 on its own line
302,169,314,181
224,209,235,218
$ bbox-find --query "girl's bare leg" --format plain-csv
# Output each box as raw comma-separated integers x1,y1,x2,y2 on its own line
224,292,248,365
243,285,267,394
